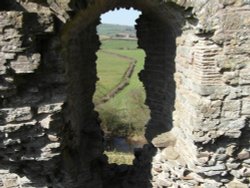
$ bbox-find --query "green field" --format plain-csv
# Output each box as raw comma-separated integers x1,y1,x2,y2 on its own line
94,50,130,102
94,39,149,137
104,150,134,165
101,39,138,50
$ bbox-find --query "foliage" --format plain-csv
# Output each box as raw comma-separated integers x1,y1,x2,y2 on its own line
98,104,136,137
97,88,149,137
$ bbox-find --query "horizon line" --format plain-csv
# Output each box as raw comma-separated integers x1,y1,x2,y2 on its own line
100,22,135,27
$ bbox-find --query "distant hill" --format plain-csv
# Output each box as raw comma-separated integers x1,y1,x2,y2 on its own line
97,23,136,38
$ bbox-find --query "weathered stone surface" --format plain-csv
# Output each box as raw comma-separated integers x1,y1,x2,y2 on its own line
2,175,19,188
237,149,250,160
217,118,246,138
152,132,176,148
0,107,33,124
0,120,36,133
38,114,52,129
199,164,226,173
37,103,63,114
226,162,241,170
0,0,250,188
10,54,40,73
241,99,250,115
161,146,180,160
227,180,248,188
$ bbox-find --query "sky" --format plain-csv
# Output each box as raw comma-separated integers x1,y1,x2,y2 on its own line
101,9,141,26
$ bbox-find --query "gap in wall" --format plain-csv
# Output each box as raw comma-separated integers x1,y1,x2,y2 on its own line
93,8,150,165
63,4,179,186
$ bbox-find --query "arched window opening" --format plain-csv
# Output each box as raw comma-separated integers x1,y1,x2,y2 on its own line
94,8,150,165
63,3,180,186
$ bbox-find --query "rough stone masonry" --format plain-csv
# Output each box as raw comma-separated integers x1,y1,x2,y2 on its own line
0,0,249,187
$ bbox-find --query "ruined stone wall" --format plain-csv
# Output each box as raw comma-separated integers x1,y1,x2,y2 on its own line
0,0,249,188
149,1,250,187
0,2,67,187
137,14,177,142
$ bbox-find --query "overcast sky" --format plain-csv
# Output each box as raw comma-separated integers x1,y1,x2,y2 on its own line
101,9,141,26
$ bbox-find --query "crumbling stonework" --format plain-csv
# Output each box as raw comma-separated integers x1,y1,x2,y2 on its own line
0,0,249,187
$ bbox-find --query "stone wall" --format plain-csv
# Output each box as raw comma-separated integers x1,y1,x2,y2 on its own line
149,1,250,187
0,3,66,187
0,0,249,187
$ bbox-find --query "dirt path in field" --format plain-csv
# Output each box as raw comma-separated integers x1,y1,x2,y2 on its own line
95,50,137,106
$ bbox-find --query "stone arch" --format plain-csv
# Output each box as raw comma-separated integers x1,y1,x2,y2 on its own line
61,0,186,187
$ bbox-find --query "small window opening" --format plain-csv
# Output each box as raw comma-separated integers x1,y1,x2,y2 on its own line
94,8,150,165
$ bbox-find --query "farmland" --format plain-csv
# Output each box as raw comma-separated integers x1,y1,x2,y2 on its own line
95,24,149,164
97,23,136,38
94,50,130,101
94,37,149,139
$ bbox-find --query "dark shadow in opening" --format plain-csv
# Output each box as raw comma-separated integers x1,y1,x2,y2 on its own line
0,0,26,11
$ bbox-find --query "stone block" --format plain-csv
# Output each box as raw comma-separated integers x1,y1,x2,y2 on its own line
3,53,16,60
243,159,250,165
203,170,224,176
0,107,33,125
0,120,36,133
0,53,6,74
238,167,250,177
223,11,250,31
198,164,226,173
226,145,238,156
217,55,247,72
227,180,248,188
200,100,221,118
2,175,19,188
242,99,250,115
39,115,52,129
156,173,172,187
237,149,250,160
10,54,40,73
161,146,180,160
239,69,250,85
242,86,250,96
217,118,246,138
37,103,63,114
222,100,241,119
202,181,222,188
48,134,59,142
152,132,176,148
222,71,239,85
227,87,242,100
226,162,241,170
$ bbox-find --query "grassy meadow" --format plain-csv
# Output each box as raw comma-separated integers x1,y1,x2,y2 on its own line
101,39,138,50
94,51,130,101
104,150,134,165
94,39,149,138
